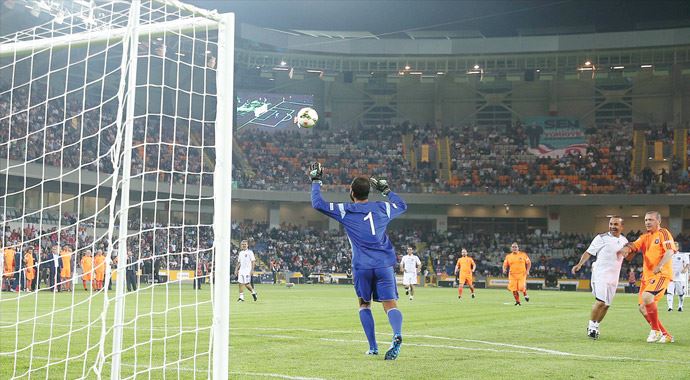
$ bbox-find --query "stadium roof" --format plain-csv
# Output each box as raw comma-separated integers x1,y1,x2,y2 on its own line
2,1,690,40
189,0,690,38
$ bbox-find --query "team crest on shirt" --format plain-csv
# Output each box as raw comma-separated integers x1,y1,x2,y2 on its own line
654,239,659,244
650,279,656,284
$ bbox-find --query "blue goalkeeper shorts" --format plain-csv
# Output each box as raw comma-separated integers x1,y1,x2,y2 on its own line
353,266,398,302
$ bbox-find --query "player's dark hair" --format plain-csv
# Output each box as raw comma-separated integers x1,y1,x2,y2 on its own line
350,177,370,200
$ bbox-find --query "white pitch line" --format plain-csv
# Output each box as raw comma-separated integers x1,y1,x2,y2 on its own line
13,355,326,380
231,327,689,365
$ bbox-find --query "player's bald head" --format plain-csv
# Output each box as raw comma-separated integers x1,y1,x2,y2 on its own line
608,216,623,236
645,211,661,221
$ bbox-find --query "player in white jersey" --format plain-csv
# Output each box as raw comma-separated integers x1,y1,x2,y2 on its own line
572,216,628,340
235,240,257,302
666,242,689,312
399,246,421,301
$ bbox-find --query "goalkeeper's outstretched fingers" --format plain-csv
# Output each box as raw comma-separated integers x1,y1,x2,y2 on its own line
369,177,391,195
308,162,323,182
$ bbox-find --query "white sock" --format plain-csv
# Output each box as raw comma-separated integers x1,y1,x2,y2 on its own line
679,296,684,308
667,294,674,309
239,292,244,299
588,320,596,330
251,290,256,295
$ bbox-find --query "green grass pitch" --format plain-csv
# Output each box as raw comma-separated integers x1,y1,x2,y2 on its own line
1,285,689,379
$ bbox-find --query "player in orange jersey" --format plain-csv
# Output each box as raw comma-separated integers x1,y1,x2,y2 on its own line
3,243,16,291
24,247,36,292
454,248,476,299
60,246,73,291
617,211,676,343
503,242,531,305
80,250,93,291
94,250,106,290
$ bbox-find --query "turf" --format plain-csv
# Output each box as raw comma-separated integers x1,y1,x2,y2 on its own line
1,285,689,379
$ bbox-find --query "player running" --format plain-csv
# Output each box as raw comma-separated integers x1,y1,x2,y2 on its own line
571,216,628,339
235,240,257,302
309,162,407,360
400,246,421,301
503,243,531,305
666,242,689,312
454,248,476,299
617,211,677,343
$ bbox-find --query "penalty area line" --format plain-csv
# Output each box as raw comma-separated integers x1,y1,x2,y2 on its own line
231,327,689,365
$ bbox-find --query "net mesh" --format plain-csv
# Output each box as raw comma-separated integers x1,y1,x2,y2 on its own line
0,1,227,378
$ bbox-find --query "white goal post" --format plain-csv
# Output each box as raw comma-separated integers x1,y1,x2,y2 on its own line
0,0,233,379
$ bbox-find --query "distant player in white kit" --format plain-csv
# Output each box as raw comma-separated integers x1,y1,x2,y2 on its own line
399,246,421,301
666,242,689,312
235,240,257,302
572,216,628,339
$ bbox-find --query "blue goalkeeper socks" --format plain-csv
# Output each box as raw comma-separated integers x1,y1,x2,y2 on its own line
359,308,377,351
386,308,403,336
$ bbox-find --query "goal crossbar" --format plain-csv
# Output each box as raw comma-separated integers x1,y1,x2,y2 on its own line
0,17,219,57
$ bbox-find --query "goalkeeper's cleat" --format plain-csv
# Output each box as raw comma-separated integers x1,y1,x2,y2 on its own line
237,298,244,302
679,307,683,312
658,334,674,343
252,293,258,301
409,296,413,301
646,330,662,343
365,349,378,356
384,334,402,360
405,288,409,296
668,307,672,312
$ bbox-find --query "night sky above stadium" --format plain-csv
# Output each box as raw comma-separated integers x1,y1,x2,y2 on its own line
192,0,690,37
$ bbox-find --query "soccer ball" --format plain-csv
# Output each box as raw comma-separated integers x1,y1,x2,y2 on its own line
296,107,318,128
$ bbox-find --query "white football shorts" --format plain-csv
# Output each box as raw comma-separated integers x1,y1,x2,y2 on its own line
666,281,686,296
402,272,418,286
591,281,617,306
237,273,252,285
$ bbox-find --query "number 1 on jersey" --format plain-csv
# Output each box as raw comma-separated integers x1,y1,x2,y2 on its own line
364,212,375,235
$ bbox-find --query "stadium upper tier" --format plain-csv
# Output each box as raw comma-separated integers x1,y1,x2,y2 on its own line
234,121,689,195
1,84,688,196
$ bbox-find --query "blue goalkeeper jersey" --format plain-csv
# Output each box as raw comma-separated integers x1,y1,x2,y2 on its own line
311,183,407,270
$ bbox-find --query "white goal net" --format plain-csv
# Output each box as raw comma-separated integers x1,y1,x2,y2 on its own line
0,1,233,379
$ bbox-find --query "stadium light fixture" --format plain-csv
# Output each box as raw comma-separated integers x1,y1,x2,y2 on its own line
584,61,592,66
280,60,287,66
473,64,480,70
641,64,653,68
612,66,624,70
404,65,411,70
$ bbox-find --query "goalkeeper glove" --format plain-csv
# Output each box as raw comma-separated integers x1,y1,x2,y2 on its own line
308,162,323,183
369,177,391,196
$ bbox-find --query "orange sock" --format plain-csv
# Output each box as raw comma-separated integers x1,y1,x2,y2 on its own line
644,303,659,330
458,287,463,296
513,291,520,302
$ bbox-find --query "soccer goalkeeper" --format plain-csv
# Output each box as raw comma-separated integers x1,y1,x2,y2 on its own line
308,163,407,360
